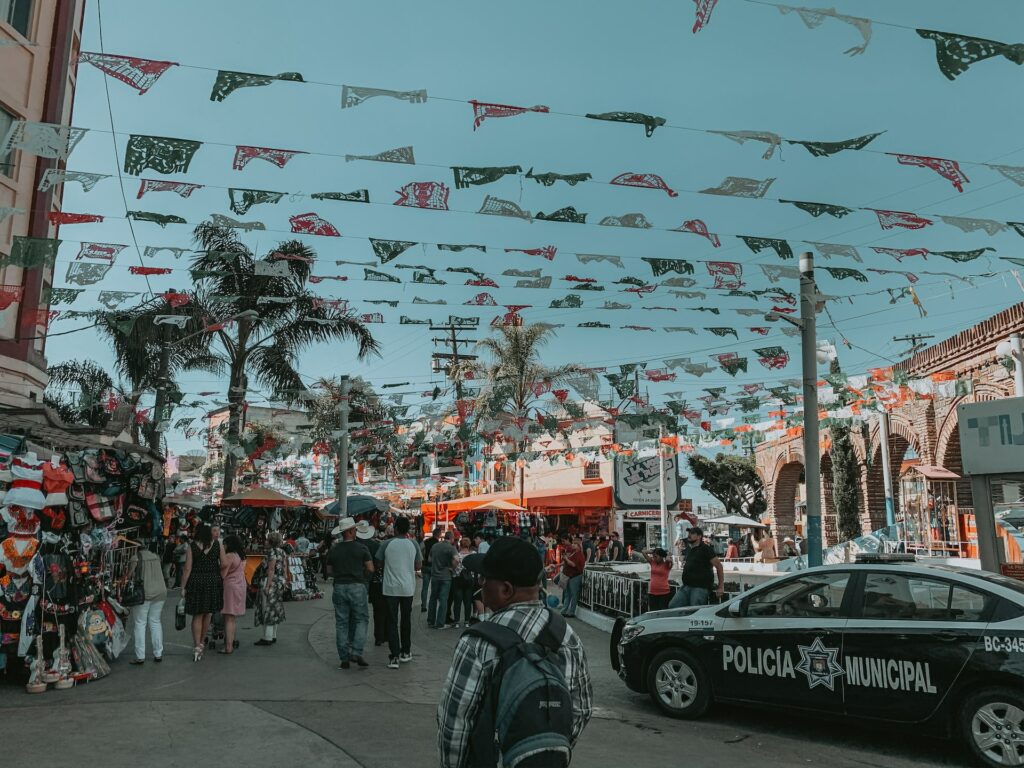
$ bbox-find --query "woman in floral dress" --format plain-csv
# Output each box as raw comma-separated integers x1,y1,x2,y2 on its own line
254,531,287,646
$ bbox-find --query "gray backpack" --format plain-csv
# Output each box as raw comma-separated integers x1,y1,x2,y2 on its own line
465,609,573,767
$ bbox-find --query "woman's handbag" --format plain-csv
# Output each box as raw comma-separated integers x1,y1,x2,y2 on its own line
121,564,145,608
175,600,186,631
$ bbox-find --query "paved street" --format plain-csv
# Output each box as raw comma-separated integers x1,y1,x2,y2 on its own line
1,589,971,767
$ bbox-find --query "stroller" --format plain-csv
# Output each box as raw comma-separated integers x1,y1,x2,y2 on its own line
204,612,238,650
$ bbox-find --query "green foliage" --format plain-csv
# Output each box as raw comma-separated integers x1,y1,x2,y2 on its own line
44,360,115,429
831,423,862,541
687,453,767,518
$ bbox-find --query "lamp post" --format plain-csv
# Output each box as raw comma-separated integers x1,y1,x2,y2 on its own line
996,333,1024,397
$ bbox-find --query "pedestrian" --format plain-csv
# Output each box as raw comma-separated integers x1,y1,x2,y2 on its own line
254,531,287,647
472,534,486,554
437,537,593,768
781,536,800,558
725,538,740,560
607,531,624,562
356,520,388,647
582,533,596,564
645,548,672,611
560,536,586,618
668,527,724,608
180,523,222,662
451,537,475,628
218,534,247,654
673,512,693,544
478,534,492,555
420,527,440,612
173,534,188,588
327,517,373,669
428,531,459,629
757,528,778,562
129,540,167,665
160,536,175,587
534,533,548,566
377,516,421,668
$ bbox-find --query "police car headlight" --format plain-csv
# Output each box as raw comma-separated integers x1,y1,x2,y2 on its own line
620,624,645,644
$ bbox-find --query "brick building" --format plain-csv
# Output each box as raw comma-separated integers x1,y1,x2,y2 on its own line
755,301,1024,544
0,0,85,407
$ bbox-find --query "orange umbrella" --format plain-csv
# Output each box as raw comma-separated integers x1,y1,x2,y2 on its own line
221,487,304,508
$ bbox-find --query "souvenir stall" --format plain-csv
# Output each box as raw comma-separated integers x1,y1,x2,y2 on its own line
0,442,165,692
898,464,966,556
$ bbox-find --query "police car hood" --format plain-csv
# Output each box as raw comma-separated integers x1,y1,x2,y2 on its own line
641,606,705,622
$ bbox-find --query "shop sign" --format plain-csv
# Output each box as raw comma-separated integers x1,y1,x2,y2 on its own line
622,509,662,520
614,453,680,508
680,498,693,513
958,397,1024,475
1001,562,1024,582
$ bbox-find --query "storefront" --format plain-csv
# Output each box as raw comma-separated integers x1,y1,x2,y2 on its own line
617,509,665,553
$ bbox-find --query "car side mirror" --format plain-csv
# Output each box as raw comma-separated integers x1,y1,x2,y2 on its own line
728,600,742,617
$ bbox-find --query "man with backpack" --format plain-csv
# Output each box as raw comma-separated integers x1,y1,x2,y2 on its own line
437,537,593,768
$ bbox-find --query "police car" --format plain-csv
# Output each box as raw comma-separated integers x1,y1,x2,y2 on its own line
611,558,1024,767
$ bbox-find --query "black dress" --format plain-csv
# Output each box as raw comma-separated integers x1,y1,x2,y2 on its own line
184,543,223,615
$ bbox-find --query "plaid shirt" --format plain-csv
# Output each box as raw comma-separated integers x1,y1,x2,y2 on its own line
436,601,593,768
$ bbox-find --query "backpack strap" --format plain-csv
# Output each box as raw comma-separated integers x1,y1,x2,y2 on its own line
463,619,526,654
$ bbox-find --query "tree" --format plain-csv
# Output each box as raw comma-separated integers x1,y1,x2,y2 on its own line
94,296,222,452
831,423,862,541
43,360,115,429
189,222,380,496
466,324,596,491
687,453,767,518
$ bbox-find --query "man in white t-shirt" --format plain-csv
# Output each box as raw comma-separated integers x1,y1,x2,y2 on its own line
474,534,490,555
377,517,422,668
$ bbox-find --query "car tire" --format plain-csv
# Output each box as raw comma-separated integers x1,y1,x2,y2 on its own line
610,618,625,672
961,687,1024,768
646,647,711,719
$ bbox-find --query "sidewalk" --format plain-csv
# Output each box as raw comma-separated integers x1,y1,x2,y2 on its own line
0,584,963,767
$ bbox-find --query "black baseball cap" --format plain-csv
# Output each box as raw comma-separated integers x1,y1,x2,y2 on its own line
461,537,543,587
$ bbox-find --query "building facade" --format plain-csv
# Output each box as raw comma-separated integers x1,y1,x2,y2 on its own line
0,0,84,407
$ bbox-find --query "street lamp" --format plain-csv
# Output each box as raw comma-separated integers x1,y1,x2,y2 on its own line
995,333,1024,397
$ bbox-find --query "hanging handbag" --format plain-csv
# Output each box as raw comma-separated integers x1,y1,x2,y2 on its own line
84,491,120,523
120,561,145,608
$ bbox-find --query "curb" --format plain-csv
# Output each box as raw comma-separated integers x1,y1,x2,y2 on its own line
576,607,616,634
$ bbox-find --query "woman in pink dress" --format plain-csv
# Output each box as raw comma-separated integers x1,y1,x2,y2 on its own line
218,534,248,654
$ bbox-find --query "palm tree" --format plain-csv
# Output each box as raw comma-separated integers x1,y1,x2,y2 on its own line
190,222,380,496
43,360,116,429
94,297,223,452
466,324,595,493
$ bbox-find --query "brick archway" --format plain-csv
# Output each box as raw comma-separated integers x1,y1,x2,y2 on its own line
820,452,838,546
772,460,803,539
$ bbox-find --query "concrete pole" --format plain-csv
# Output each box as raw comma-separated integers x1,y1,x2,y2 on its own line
336,376,350,519
658,424,668,549
878,409,896,529
1011,333,1024,397
800,252,822,567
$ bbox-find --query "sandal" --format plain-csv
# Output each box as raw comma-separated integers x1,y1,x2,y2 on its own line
193,646,204,662
217,649,233,655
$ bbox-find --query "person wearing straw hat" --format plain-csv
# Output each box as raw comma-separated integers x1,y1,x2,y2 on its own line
356,519,389,648
327,517,374,669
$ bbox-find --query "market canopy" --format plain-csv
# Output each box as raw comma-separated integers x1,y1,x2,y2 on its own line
322,494,388,517
221,487,304,508
703,514,769,528
473,499,527,512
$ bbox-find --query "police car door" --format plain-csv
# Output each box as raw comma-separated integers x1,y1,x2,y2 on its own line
842,569,989,722
714,570,853,713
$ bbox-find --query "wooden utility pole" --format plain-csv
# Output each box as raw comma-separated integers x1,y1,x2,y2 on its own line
430,322,478,494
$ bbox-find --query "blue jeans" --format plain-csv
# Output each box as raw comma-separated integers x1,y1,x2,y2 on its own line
427,579,451,627
669,585,709,609
561,574,583,617
420,572,432,610
333,582,369,661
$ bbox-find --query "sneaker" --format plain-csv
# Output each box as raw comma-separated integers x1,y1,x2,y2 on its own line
339,661,350,670
463,622,471,628
398,653,412,663
444,623,457,629
387,657,400,669
354,656,369,668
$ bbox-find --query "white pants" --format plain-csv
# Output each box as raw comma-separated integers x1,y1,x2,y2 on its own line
133,599,165,660
263,623,278,641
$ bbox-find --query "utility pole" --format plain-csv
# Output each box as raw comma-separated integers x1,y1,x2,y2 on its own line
878,408,896,529
431,322,478,495
658,423,668,549
893,333,935,357
150,325,171,454
336,375,350,519
799,252,823,567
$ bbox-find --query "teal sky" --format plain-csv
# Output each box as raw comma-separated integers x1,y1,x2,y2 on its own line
44,0,1024,472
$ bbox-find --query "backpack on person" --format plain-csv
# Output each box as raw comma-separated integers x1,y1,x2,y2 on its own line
464,608,574,768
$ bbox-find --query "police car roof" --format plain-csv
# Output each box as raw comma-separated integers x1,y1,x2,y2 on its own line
799,561,1024,600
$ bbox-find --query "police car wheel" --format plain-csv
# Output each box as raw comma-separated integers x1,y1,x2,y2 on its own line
646,648,710,719
962,688,1024,768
